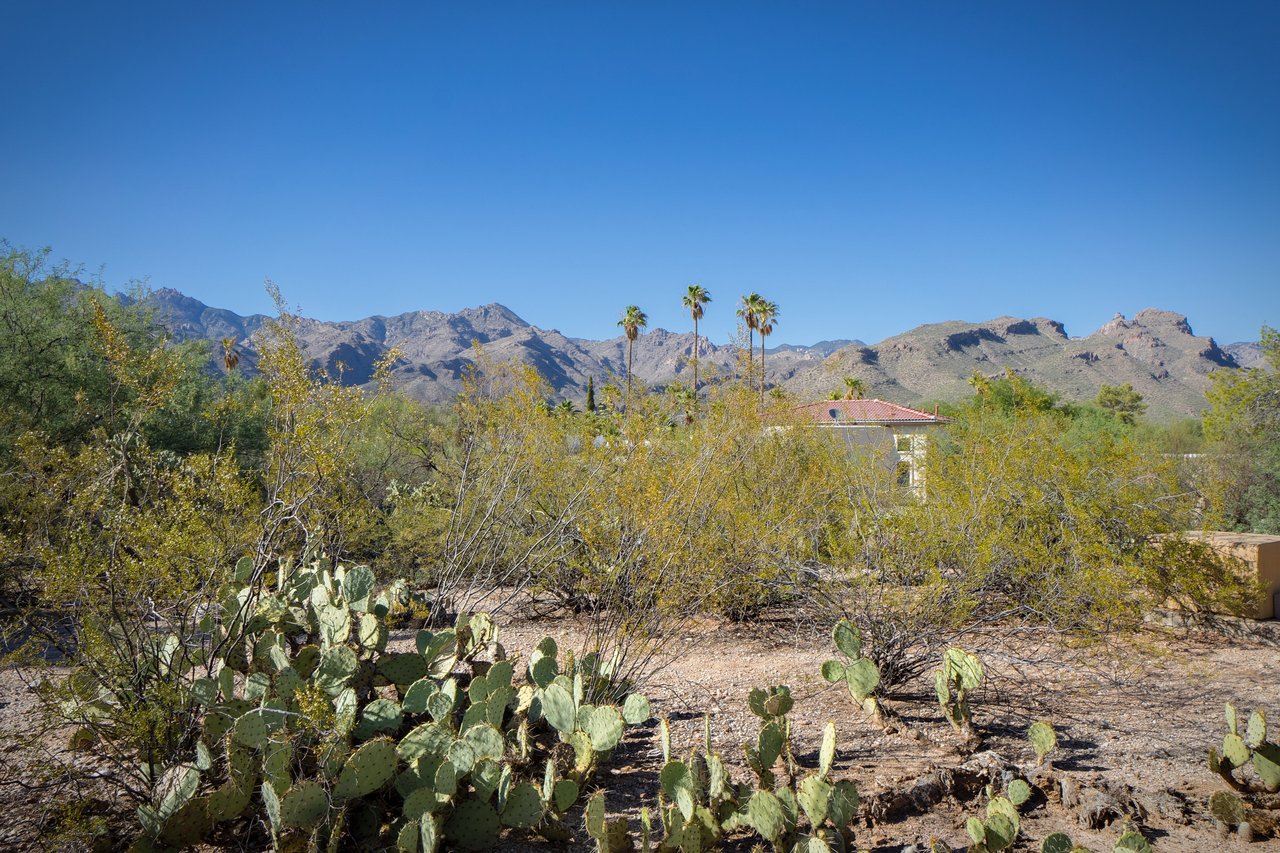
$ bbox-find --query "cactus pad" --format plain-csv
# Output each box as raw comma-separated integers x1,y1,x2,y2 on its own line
1253,742,1280,792
159,797,213,848
486,659,515,690
1222,733,1251,767
820,659,846,683
232,710,272,750
317,603,352,648
622,692,651,725
819,721,836,778
280,780,330,829
333,738,398,802
1028,720,1057,764
500,782,544,827
447,739,478,775
1040,833,1073,853
444,799,500,851
398,722,453,762
943,647,983,690
315,644,359,695
1007,778,1032,806
378,652,429,686
541,683,577,734
1245,708,1267,749
660,760,696,821
746,789,786,843
1209,790,1245,826
208,779,251,821
463,724,506,763
530,655,558,688
981,813,1017,851
798,774,832,827
341,565,376,611
402,678,438,715
397,819,422,853
584,705,624,752
354,698,403,741
584,790,606,838
828,779,859,828
844,658,880,701
552,778,579,812
357,613,387,652
832,619,862,658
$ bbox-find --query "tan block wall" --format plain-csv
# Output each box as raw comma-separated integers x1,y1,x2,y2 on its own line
1184,532,1280,620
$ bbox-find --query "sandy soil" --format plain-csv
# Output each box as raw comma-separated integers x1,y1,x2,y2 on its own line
1,612,1277,852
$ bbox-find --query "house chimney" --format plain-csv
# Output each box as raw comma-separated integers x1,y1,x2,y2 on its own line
933,405,939,417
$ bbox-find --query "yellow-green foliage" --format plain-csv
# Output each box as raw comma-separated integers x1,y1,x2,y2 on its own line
1202,325,1280,533
835,400,1257,685
250,289,402,561
388,362,861,623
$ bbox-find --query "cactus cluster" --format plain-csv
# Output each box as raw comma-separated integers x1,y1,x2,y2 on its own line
1209,702,1280,794
820,619,884,727
1205,701,1280,841
1034,829,1153,853
934,647,982,736
79,551,651,852
962,791,1022,853
582,686,863,853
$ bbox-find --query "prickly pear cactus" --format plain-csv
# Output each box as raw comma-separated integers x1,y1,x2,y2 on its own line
935,647,983,738
1028,720,1058,766
95,547,664,851
821,619,886,728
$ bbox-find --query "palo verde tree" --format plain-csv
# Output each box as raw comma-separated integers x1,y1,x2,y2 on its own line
1203,325,1280,533
825,375,1256,689
1096,382,1147,425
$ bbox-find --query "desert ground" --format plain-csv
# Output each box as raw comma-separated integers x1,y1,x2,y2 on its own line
2,610,1276,852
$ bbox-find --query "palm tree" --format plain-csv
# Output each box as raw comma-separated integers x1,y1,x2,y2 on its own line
221,337,241,372
756,300,778,403
617,305,647,414
843,376,866,400
553,399,578,417
681,285,712,394
736,292,764,378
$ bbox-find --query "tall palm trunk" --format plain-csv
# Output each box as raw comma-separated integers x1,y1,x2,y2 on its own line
760,336,766,404
692,315,699,394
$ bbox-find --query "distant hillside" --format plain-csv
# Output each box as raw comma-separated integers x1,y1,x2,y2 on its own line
143,289,1245,418
789,309,1239,418
1224,341,1268,370
144,290,834,405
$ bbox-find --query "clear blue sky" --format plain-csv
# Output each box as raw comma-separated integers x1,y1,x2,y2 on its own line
3,1,1277,345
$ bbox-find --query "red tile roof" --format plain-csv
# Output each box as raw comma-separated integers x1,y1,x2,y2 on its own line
792,399,951,425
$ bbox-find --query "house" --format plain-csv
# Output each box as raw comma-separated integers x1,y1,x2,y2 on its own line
790,399,951,492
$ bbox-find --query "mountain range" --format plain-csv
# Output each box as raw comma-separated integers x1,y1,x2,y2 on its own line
146,288,1253,419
